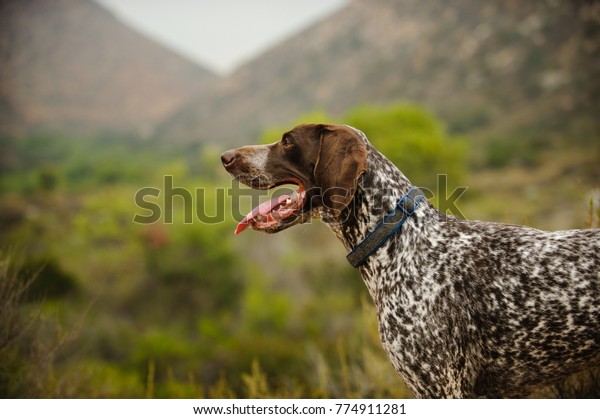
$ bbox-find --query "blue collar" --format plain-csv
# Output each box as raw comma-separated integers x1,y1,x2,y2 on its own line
346,187,425,268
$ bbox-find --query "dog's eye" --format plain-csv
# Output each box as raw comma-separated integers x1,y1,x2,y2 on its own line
281,136,292,147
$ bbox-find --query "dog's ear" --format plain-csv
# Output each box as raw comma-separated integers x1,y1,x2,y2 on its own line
313,125,368,215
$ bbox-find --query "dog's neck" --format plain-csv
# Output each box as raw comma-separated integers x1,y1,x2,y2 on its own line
320,142,439,299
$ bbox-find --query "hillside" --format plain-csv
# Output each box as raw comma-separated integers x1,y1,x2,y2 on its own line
158,0,600,148
0,0,217,137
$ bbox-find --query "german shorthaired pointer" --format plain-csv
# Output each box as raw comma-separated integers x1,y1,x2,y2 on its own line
221,124,600,398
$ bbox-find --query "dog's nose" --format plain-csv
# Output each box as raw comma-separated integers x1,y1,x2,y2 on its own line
221,149,236,168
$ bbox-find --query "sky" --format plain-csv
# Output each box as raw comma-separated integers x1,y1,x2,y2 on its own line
95,0,350,75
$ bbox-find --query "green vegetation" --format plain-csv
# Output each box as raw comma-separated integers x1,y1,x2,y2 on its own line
345,104,467,192
1,102,598,398
260,103,467,195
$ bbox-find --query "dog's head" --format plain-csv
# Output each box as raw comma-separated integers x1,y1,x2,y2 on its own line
222,123,368,234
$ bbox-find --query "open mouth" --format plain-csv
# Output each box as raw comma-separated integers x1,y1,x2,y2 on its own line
235,181,307,235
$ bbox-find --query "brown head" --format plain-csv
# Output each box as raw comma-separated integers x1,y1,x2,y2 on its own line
221,123,368,234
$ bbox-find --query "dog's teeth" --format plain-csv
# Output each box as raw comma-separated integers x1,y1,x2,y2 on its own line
286,198,292,206
256,215,263,221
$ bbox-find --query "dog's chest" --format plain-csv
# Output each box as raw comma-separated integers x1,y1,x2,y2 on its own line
359,227,474,396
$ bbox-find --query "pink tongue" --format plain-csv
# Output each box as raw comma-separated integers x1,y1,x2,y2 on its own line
234,194,290,235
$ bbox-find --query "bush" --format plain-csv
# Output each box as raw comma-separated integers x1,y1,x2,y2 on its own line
486,133,546,169
345,103,467,191
259,103,469,193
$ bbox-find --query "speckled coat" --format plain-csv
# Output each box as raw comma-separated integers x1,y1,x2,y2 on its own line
323,131,600,398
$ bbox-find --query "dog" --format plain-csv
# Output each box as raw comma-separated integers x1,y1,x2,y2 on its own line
221,123,600,398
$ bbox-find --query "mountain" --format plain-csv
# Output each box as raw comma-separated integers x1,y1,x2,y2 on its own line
158,0,600,147
0,0,217,137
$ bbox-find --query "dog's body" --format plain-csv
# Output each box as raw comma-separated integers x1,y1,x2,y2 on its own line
222,124,600,398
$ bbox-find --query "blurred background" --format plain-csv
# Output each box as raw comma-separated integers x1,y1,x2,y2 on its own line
1,0,599,398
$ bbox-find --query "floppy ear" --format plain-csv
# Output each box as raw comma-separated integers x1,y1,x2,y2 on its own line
314,125,368,215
